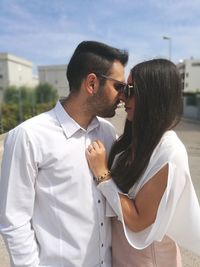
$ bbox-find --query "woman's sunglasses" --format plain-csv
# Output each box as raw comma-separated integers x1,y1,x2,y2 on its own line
97,74,135,98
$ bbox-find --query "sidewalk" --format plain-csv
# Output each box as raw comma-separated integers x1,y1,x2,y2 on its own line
0,109,200,266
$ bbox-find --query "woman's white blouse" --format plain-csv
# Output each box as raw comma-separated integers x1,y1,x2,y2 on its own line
98,130,200,256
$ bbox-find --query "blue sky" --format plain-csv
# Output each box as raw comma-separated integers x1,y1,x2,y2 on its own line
0,0,200,76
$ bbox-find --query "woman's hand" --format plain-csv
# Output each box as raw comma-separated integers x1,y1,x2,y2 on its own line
86,140,110,180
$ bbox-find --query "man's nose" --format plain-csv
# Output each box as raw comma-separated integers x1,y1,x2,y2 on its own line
118,92,126,102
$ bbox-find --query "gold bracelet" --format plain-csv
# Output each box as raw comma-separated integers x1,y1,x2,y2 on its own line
96,171,111,184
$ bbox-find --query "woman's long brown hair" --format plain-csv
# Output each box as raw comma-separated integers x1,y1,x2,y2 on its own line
108,59,183,193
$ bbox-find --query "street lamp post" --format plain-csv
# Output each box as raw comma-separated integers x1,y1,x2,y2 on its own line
163,36,172,60
18,87,23,123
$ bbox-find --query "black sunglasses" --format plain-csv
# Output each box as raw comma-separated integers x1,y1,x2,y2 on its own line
97,74,135,98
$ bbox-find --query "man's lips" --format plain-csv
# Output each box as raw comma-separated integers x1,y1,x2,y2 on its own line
115,101,121,108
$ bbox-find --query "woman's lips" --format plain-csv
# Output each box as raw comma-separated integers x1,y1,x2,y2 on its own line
125,106,131,112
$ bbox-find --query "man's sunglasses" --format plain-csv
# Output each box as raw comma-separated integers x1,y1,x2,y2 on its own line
97,74,135,98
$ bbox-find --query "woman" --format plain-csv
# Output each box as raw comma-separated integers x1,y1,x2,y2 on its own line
86,59,200,267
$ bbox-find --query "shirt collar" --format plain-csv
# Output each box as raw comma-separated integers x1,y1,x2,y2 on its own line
54,101,100,138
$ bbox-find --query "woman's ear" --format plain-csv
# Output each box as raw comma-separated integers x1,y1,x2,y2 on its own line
84,73,98,95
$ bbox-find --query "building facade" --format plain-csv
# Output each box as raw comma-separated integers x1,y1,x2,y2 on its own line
177,59,200,92
38,65,69,98
0,53,38,102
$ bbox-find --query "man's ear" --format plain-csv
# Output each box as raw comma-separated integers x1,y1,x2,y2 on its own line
85,73,98,95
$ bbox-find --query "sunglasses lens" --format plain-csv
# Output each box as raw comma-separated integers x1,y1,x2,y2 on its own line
124,85,129,98
124,85,134,98
114,83,126,93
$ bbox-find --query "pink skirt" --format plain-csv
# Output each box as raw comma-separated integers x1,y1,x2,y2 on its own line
112,218,182,267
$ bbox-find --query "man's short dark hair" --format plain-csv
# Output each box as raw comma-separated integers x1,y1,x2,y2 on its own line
66,41,128,91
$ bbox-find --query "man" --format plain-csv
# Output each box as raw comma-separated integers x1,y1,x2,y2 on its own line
0,41,128,266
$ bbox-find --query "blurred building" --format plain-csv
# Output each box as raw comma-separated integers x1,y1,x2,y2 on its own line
38,65,69,98
0,53,38,102
177,59,200,92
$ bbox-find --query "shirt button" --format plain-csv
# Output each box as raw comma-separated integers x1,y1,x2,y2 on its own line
93,177,95,181
98,199,101,203
101,260,104,264
101,243,104,247
101,222,103,226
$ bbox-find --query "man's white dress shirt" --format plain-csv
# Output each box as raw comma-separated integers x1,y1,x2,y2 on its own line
0,101,116,267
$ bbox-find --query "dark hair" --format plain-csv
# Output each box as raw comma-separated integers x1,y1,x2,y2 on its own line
66,41,128,91
108,58,183,193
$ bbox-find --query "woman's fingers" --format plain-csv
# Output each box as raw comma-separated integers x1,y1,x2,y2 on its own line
85,141,109,179
95,139,104,148
87,140,105,154
87,145,94,153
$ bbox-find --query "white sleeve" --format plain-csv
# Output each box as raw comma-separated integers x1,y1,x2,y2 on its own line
123,147,200,255
98,149,200,256
119,162,184,249
0,128,40,266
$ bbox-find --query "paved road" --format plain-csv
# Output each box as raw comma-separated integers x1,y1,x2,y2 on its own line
0,108,200,266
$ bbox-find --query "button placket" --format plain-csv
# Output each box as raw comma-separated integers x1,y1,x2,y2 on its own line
87,130,108,267
95,189,106,266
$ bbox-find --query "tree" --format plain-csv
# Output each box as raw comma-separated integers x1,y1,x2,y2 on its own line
35,83,58,104
4,86,19,103
1,84,58,133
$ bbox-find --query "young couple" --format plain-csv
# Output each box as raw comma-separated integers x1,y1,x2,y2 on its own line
0,40,200,267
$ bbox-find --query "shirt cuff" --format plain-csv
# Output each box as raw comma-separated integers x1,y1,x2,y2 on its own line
97,179,123,220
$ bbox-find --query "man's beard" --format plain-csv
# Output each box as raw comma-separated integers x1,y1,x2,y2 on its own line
95,100,118,118
89,87,119,118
